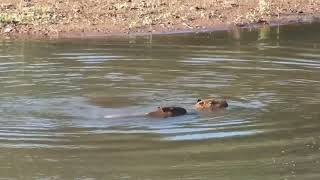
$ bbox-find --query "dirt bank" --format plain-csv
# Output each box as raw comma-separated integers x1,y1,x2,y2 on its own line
1,0,320,38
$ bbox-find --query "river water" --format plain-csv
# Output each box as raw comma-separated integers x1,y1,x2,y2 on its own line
0,23,320,179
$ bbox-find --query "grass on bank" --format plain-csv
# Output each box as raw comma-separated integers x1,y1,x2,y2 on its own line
0,5,56,27
0,0,318,34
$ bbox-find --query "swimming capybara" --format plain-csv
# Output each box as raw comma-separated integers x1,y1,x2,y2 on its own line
146,106,187,118
195,98,228,111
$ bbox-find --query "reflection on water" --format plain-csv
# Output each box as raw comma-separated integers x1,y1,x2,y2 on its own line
0,23,320,179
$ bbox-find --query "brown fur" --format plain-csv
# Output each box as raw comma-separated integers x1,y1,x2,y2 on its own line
195,98,228,111
146,106,187,118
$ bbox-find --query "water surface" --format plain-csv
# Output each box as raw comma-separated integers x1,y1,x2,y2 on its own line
0,23,320,179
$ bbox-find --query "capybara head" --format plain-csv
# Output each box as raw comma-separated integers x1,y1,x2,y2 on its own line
195,98,228,111
147,106,187,118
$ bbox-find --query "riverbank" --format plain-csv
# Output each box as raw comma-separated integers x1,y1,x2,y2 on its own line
1,0,320,38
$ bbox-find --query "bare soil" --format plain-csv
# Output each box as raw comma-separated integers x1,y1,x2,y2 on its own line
1,0,320,38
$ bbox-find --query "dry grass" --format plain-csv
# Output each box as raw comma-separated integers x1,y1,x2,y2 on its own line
0,5,56,26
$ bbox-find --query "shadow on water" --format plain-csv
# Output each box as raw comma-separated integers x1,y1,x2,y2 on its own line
0,23,320,179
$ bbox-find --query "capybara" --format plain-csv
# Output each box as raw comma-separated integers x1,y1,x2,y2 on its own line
146,106,187,118
195,98,228,111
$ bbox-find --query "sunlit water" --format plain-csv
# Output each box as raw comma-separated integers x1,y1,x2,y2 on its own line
0,23,320,179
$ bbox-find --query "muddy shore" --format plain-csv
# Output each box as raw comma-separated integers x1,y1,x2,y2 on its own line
1,0,320,39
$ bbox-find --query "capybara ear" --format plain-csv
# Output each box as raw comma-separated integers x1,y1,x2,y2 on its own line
158,106,164,112
197,99,202,102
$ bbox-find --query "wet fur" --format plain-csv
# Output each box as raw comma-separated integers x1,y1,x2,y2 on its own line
105,99,228,119
146,106,187,118
195,98,228,111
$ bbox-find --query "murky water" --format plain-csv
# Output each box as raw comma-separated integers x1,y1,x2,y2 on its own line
0,23,320,179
